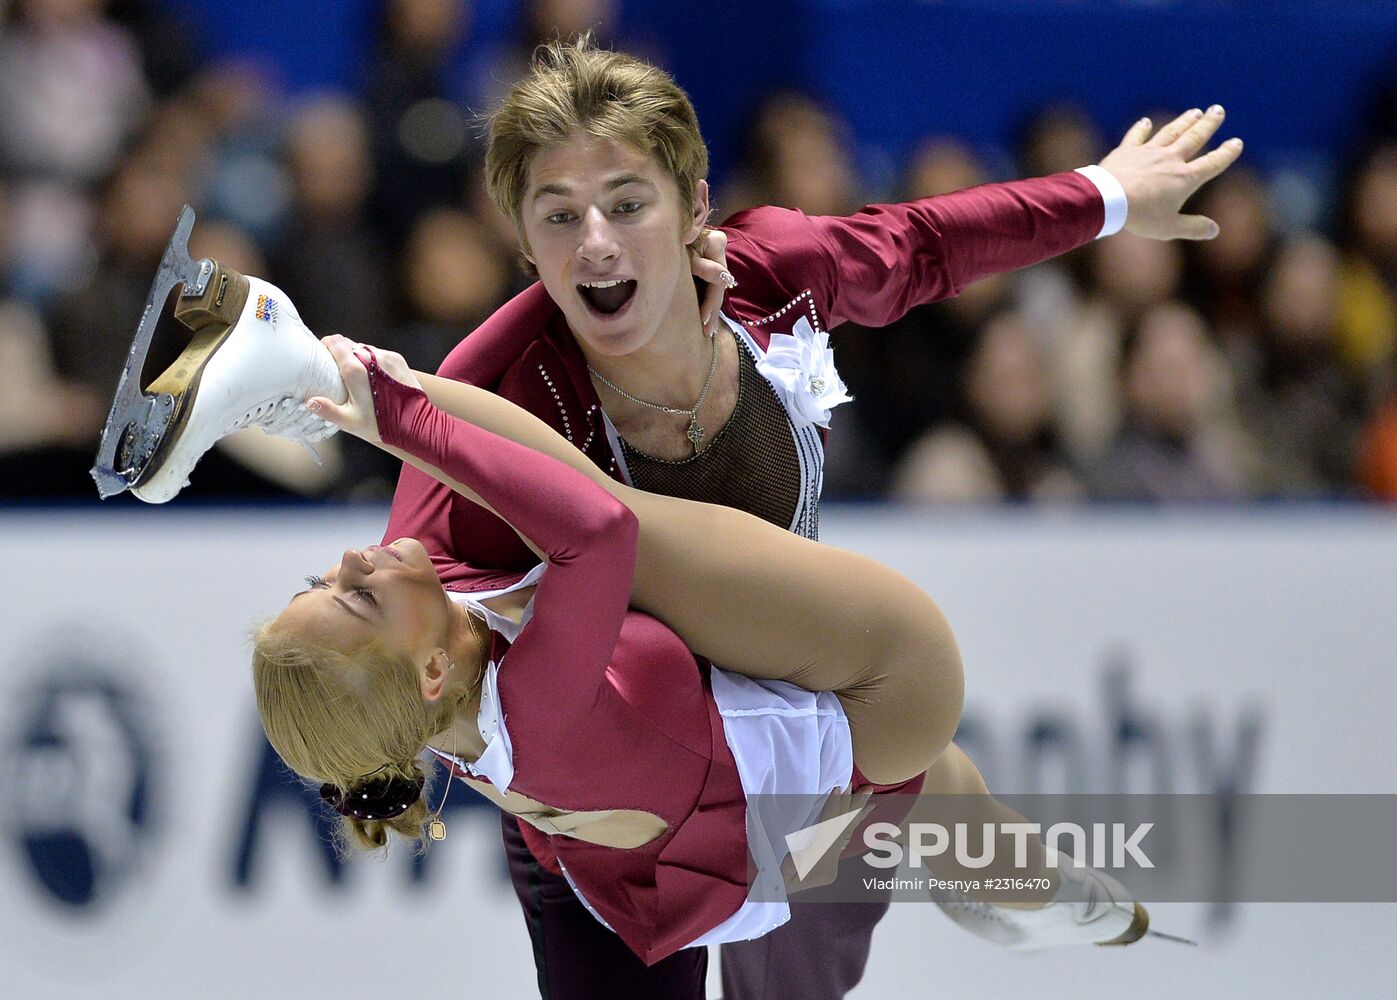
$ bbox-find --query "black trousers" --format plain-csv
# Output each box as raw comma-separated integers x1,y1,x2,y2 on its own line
502,814,889,1000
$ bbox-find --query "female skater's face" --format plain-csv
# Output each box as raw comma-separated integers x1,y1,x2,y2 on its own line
276,538,450,663
520,135,708,359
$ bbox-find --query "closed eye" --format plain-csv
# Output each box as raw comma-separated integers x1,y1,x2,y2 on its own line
305,575,328,589
352,587,379,608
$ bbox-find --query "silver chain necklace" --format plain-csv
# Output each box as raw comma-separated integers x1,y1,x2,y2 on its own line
588,333,718,454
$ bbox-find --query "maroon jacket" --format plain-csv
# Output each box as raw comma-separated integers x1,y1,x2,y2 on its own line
383,171,1106,585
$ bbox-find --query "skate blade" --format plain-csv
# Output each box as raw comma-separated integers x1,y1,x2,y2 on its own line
133,259,250,491
89,205,247,498
1146,929,1198,946
1097,902,1150,946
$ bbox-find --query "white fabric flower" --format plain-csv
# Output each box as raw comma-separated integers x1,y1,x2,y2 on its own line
755,316,852,429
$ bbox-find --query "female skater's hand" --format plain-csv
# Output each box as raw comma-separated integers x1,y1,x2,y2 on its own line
689,227,736,339
307,334,423,445
1098,105,1243,241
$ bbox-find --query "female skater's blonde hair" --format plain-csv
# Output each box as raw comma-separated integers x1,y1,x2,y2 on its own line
486,36,709,235
252,622,448,851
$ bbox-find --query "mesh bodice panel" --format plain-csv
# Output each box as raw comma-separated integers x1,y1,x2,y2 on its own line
617,335,810,534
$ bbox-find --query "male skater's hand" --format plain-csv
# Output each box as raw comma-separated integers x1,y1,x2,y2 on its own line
1098,105,1243,241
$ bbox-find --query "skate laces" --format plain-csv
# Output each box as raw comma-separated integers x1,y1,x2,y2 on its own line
937,888,1009,925
225,395,336,462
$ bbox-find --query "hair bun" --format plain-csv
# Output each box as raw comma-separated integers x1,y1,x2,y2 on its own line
320,769,425,822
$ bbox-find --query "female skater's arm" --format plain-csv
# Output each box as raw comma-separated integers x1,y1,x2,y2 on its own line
313,337,637,706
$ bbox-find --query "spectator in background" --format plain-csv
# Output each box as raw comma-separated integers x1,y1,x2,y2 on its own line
190,62,295,247
903,136,988,199
271,97,391,346
721,91,865,217
270,97,401,497
365,0,479,250
390,207,510,373
1018,103,1104,179
1089,301,1247,502
0,0,153,304
1050,231,1185,465
0,179,104,485
1357,359,1397,501
893,310,1082,503
1181,167,1274,345
105,0,200,99
0,0,151,183
47,146,195,433
526,0,620,50
1335,142,1397,375
1232,235,1367,497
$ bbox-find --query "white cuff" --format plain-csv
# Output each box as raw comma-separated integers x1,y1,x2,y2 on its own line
1074,164,1128,239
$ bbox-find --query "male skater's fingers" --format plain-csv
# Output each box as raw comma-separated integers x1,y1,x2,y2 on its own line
1174,105,1226,158
1187,137,1244,186
1171,213,1221,241
1146,107,1204,148
1119,116,1153,148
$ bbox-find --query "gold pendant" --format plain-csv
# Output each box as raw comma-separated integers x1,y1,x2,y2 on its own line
428,819,447,841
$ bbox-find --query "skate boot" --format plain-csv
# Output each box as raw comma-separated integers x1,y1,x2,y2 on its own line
933,864,1148,949
91,206,346,502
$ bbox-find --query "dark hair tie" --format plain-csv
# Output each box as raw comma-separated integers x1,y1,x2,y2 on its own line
320,770,425,822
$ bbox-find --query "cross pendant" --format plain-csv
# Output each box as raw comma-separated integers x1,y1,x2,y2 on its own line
687,417,704,451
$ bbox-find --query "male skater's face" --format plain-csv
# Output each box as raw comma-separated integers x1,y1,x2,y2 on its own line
521,135,708,359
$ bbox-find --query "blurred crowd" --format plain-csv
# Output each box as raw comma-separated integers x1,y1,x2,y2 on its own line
3,0,1396,505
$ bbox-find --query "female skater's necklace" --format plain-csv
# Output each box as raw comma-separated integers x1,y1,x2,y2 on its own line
588,332,718,455
428,608,489,842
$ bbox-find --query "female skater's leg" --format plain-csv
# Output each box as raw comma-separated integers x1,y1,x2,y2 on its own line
414,370,960,785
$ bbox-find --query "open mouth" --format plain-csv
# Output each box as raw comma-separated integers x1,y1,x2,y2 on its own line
577,279,637,316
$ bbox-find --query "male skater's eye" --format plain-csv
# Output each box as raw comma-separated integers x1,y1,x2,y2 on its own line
616,201,642,214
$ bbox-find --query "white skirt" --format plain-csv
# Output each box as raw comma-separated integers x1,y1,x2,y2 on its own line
683,667,854,948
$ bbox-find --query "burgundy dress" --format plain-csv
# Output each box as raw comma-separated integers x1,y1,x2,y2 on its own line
371,357,773,964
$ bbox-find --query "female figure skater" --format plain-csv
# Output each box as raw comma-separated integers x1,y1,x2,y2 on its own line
254,334,1146,965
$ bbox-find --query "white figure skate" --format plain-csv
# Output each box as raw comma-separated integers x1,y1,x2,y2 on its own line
91,206,346,502
933,863,1152,949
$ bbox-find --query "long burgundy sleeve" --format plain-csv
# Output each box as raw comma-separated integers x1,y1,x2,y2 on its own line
722,170,1104,329
368,357,639,710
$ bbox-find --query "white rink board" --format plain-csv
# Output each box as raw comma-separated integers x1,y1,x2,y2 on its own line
0,505,1392,999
